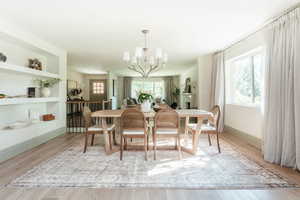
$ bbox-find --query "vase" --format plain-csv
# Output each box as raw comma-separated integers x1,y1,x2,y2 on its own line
141,100,151,112
41,87,51,97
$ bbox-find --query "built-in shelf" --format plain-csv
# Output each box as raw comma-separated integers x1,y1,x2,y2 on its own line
0,63,59,78
0,97,60,106
0,120,60,135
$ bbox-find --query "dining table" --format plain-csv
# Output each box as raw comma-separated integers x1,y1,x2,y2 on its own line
91,109,213,155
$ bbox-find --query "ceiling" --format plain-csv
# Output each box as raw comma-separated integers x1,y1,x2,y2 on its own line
0,0,299,76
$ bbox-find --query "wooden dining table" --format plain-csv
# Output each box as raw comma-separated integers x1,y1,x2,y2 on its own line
91,109,213,155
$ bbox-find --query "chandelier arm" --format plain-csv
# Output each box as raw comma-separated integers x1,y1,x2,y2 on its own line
128,65,145,77
136,63,146,75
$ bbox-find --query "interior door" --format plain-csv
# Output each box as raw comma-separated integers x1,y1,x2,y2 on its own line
89,79,107,103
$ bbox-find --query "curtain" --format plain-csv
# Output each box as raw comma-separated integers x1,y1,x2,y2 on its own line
123,77,132,99
210,51,225,132
164,76,174,105
263,7,300,169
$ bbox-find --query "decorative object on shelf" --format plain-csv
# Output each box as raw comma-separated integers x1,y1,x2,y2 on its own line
0,94,6,99
138,92,153,112
27,87,36,98
0,52,7,62
69,88,82,96
28,58,42,71
123,29,168,77
35,78,60,97
42,114,55,121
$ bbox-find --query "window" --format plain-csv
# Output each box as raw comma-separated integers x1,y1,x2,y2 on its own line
226,48,265,106
93,82,104,94
131,79,165,99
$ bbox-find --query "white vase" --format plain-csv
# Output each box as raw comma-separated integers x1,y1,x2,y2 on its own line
141,100,151,112
41,87,51,97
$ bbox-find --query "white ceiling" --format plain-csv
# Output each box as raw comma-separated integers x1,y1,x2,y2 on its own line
0,0,299,76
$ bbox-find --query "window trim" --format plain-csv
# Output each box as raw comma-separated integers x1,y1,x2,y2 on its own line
226,46,266,106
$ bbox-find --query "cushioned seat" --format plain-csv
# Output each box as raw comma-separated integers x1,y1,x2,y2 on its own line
156,129,178,134
88,124,115,131
123,130,145,135
187,123,216,131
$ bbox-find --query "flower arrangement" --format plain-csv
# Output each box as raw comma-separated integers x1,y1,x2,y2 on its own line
35,78,60,88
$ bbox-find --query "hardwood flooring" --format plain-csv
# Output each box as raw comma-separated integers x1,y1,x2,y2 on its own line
0,133,300,200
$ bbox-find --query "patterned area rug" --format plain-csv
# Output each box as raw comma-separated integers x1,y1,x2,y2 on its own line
7,136,297,189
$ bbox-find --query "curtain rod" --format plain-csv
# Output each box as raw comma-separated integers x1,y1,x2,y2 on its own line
221,3,300,53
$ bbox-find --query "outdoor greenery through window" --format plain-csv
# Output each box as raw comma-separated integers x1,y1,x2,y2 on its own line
226,47,265,106
131,80,165,100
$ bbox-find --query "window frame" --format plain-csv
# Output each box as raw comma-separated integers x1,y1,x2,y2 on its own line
226,47,265,108
131,79,165,100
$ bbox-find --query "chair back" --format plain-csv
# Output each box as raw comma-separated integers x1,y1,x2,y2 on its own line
121,108,146,130
83,106,92,128
155,109,179,129
209,105,221,128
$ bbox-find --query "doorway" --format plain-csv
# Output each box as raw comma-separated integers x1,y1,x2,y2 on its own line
89,79,107,104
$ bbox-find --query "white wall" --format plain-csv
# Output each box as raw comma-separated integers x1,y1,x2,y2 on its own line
224,29,267,139
197,54,213,110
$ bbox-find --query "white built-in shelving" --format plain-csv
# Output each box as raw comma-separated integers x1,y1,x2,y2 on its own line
0,63,59,79
0,97,60,106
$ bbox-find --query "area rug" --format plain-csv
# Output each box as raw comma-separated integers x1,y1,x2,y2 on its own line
7,136,298,189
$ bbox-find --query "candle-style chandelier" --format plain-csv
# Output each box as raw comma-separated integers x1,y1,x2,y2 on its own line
123,30,168,77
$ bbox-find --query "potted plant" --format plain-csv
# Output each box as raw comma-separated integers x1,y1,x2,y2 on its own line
35,78,60,97
138,92,153,112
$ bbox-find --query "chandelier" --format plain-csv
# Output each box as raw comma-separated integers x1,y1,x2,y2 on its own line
123,30,168,77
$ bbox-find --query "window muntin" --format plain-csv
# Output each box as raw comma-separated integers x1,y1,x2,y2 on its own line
131,80,165,99
93,82,104,94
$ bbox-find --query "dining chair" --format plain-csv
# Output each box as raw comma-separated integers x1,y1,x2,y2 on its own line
153,109,182,160
187,105,221,153
120,108,148,160
102,99,112,110
82,106,115,153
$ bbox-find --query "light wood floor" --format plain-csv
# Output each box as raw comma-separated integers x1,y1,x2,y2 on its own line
0,133,300,200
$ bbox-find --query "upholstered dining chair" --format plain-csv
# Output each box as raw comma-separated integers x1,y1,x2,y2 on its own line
120,108,148,160
187,105,221,153
82,106,115,153
153,109,182,160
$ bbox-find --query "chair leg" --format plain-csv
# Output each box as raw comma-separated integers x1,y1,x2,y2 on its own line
120,135,123,160
153,133,157,160
144,135,148,161
147,134,149,151
124,137,128,150
109,132,112,150
91,134,95,146
175,138,178,150
208,133,212,146
83,134,88,153
113,130,117,145
216,132,221,153
177,135,182,160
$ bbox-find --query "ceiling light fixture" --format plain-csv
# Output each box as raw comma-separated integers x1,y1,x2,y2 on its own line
123,30,168,77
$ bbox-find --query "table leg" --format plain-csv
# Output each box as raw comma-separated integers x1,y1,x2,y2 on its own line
101,118,111,155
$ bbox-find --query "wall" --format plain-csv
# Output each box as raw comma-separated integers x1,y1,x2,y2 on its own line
197,54,213,110
224,29,267,139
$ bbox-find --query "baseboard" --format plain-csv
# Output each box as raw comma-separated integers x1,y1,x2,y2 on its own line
224,126,262,150
0,127,66,163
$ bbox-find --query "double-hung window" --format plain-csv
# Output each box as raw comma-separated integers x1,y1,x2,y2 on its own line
226,47,265,106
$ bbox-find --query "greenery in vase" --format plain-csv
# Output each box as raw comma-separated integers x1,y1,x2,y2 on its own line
138,92,153,103
35,78,60,88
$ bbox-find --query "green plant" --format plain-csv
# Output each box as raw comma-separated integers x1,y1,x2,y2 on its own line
138,92,153,103
35,78,60,88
